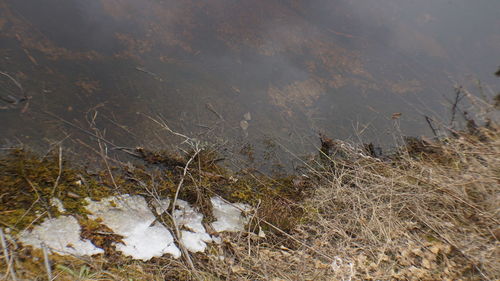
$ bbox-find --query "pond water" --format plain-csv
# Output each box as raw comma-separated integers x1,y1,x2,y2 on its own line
1,0,499,169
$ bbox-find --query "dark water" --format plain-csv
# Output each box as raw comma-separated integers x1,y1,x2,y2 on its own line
1,0,499,169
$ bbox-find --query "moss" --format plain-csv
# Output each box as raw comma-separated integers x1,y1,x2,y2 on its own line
79,218,124,256
0,149,114,232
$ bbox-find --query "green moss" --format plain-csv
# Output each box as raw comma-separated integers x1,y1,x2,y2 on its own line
0,149,114,232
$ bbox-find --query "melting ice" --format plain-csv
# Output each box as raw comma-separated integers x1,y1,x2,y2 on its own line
85,195,180,261
17,195,251,261
19,216,103,256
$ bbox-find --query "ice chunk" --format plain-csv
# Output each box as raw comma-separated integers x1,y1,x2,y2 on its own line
210,197,250,232
180,230,211,252
85,195,180,260
174,200,212,253
19,216,103,256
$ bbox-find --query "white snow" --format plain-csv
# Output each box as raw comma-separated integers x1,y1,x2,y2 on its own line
180,230,211,252
17,194,252,261
210,197,250,232
174,200,212,253
85,195,180,261
19,216,103,256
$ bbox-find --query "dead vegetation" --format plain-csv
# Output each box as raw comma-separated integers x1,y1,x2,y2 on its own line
298,124,500,280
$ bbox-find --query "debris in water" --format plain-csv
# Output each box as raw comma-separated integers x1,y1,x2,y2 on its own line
243,112,251,121
19,216,103,256
85,195,180,261
135,66,163,81
206,102,224,120
391,112,402,119
210,197,250,232
240,120,249,131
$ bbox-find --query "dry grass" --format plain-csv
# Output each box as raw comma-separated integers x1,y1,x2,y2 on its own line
188,125,499,281
297,126,500,280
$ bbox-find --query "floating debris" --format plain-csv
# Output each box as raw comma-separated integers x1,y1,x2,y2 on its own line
240,120,249,131
243,112,251,121
19,216,103,256
391,112,402,119
135,66,163,82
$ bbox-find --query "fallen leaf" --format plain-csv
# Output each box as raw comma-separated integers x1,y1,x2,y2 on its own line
391,112,402,119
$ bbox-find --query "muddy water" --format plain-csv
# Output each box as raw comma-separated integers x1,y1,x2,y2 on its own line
0,0,499,169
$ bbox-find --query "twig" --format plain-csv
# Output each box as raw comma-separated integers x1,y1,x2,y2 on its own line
74,139,128,166
100,114,139,138
45,109,139,158
140,115,202,277
205,103,224,121
0,71,24,96
170,146,201,278
50,146,63,197
0,228,17,281
424,116,438,138
88,111,120,191
135,66,163,81
449,86,464,128
42,243,53,281
42,110,119,149
141,113,195,145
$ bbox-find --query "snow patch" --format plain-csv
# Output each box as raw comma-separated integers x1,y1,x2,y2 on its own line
210,197,250,232
174,200,212,253
19,216,103,256
85,195,180,261
17,194,252,261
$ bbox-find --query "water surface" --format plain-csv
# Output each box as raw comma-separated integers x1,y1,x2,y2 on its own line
1,0,499,168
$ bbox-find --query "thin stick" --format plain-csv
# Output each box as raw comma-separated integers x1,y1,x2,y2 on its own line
0,228,17,281
42,110,119,149
0,71,24,96
205,103,224,121
170,147,200,278
449,86,464,128
74,139,128,166
424,116,438,138
41,243,52,281
51,146,63,197
89,114,120,192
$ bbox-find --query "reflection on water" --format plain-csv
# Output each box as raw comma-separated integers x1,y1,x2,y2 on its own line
0,0,499,167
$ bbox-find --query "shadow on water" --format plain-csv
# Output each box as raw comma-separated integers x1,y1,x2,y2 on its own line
0,0,499,171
